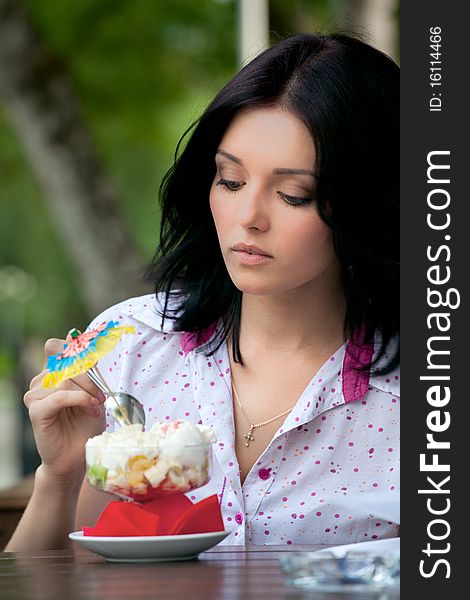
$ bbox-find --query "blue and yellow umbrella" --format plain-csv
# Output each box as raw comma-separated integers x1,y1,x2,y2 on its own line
43,321,135,388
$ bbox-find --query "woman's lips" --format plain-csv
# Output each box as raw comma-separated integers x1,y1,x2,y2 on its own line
232,250,274,265
231,243,272,256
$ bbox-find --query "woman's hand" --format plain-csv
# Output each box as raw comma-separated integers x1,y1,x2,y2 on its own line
24,335,107,485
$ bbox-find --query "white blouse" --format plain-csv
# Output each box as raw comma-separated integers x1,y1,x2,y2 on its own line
87,293,400,546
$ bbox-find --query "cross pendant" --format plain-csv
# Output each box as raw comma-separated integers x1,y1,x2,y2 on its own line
244,426,255,447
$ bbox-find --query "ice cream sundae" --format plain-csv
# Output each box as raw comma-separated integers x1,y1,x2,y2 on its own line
86,420,216,500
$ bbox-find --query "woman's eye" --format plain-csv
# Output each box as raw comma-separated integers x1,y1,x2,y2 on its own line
216,178,244,192
278,191,314,207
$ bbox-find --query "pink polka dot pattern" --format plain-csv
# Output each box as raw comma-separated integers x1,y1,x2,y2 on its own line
87,293,400,547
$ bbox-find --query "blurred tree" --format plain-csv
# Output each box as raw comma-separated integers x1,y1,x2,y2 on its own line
0,0,237,330
0,0,149,313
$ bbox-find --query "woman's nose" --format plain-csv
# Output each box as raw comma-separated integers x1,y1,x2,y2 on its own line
238,186,270,232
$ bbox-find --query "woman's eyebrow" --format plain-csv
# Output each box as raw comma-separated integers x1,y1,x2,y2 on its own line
272,167,317,179
216,148,317,178
216,148,243,166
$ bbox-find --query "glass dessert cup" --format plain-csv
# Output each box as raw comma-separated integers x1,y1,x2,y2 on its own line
86,443,213,503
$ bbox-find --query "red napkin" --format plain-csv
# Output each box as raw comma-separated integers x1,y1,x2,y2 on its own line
83,494,225,537
82,501,161,537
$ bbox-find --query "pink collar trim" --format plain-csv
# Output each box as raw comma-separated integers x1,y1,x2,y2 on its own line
342,324,374,403
180,322,218,357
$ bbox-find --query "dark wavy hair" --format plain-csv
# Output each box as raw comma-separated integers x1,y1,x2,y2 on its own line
146,32,399,375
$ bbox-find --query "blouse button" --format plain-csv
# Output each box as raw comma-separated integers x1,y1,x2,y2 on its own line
258,468,271,480
235,512,244,525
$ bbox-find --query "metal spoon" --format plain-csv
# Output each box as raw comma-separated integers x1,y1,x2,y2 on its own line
87,369,146,428
103,392,146,428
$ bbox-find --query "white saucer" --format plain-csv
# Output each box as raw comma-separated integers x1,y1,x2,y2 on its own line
69,530,229,562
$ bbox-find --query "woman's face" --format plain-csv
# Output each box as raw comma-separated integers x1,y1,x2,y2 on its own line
209,107,341,297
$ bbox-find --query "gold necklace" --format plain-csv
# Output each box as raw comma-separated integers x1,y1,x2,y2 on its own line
231,376,295,447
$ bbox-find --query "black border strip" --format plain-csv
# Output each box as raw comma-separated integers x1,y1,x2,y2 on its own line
401,2,467,595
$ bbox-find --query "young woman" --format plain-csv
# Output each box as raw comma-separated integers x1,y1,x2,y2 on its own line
6,32,399,551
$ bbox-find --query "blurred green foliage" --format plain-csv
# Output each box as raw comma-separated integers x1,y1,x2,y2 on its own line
19,0,239,254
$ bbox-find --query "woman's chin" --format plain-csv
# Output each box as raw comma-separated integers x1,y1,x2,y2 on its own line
230,277,281,297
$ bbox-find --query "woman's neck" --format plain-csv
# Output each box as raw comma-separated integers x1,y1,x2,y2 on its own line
236,276,347,361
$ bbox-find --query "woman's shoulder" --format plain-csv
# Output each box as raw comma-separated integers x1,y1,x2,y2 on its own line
85,293,190,405
86,292,185,335
87,292,221,360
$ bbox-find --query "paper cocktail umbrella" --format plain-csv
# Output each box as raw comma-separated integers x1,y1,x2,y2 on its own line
43,321,135,425
43,321,135,388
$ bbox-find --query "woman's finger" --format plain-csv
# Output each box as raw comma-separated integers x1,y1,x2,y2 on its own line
29,369,49,391
59,376,106,403
43,338,66,369
69,374,106,402
26,371,106,406
28,390,102,423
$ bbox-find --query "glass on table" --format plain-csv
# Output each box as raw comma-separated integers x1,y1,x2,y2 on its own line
279,550,400,593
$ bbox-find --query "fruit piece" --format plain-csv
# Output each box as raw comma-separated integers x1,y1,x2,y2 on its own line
133,485,148,495
143,464,167,486
128,455,153,471
126,470,145,486
165,468,190,491
125,455,154,487
88,464,108,486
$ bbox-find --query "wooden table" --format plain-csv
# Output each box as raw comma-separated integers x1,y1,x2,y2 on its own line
0,545,399,599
